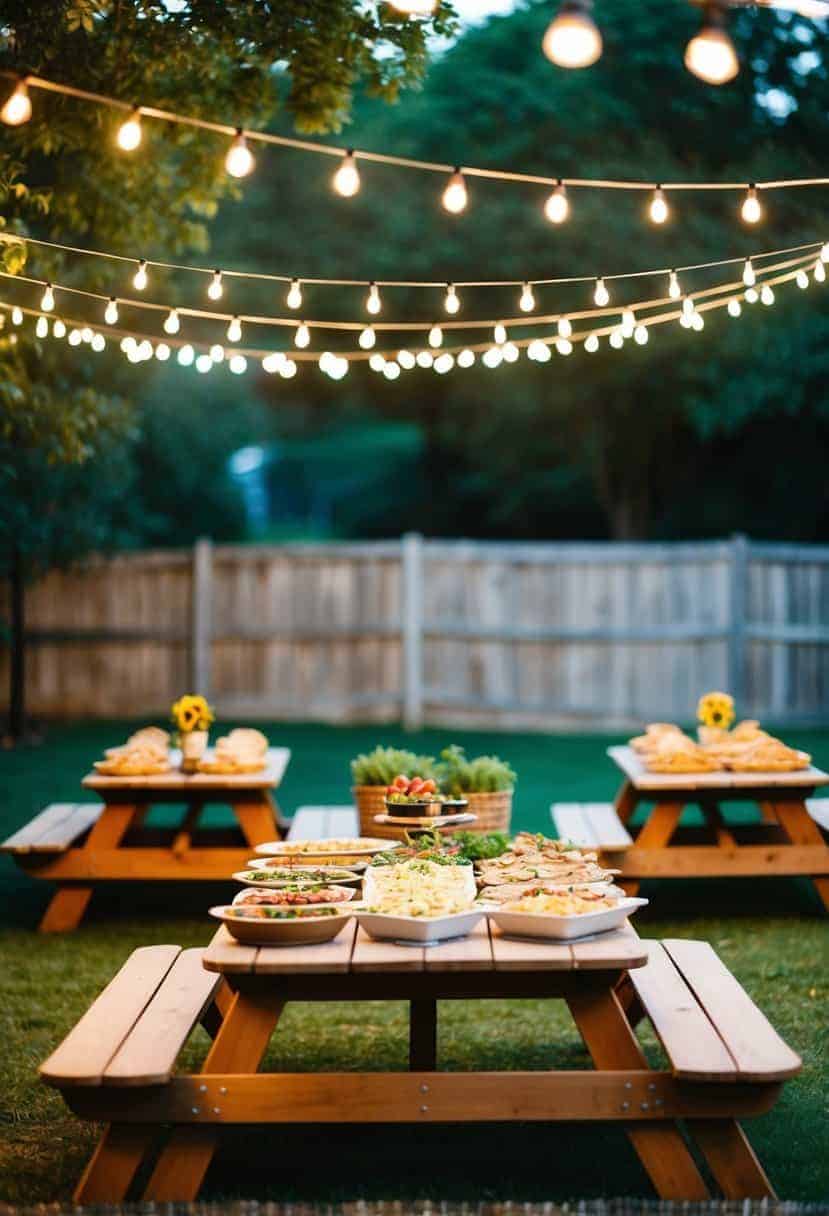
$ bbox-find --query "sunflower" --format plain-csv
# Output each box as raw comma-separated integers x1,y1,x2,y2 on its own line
171,694,215,733
696,691,735,730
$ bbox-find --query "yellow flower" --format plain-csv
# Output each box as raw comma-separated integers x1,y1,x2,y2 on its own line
171,694,215,733
697,691,735,730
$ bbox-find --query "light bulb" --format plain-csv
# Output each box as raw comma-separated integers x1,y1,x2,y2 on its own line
434,352,454,374
210,343,225,363
68,329,83,346
760,284,774,305
442,169,468,215
821,242,829,263
383,361,401,381
156,342,171,361
279,359,298,379
519,283,536,312
527,339,549,362
333,150,361,198
428,324,443,348
503,342,520,363
684,6,739,85
796,269,809,289
594,278,609,307
389,1,438,14
398,350,416,370
163,308,180,334
208,270,223,301
35,315,49,338
692,312,705,331
229,354,247,375
366,283,382,315
741,186,762,225
457,349,476,368
370,353,387,372
137,339,153,361
482,346,503,369
81,327,93,343
286,279,302,310
104,297,119,325
493,322,507,345
40,283,55,312
668,271,681,300
814,259,827,284
682,297,695,320
648,187,669,225
133,260,148,291
116,108,143,151
542,0,603,68
91,332,106,352
359,326,376,350
1,79,32,126
444,284,461,314
295,323,311,348
11,307,23,325
727,298,742,317
634,325,649,345
558,317,572,339
262,353,285,374
609,329,624,349
745,287,759,303
742,259,755,287
225,130,255,179
584,333,600,353
621,308,635,337
544,181,569,224
416,350,433,368
227,316,242,342
556,338,573,356
177,343,195,366
196,354,212,374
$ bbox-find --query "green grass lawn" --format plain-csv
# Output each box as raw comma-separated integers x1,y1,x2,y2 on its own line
1,721,828,1204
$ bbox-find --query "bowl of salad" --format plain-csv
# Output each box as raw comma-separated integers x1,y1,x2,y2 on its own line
210,903,354,946
233,866,362,888
232,884,357,907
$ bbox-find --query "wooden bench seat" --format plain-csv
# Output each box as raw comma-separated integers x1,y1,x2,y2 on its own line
551,802,633,851
807,798,829,835
288,804,359,841
40,945,220,1088
1,802,103,854
628,939,801,1083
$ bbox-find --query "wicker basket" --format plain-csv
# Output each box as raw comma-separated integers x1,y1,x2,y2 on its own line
353,785,513,839
353,785,398,839
460,789,513,833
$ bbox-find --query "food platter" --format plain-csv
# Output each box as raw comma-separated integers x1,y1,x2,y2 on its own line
253,837,400,858
209,904,353,946
233,866,363,888
355,905,490,945
489,896,648,942
373,812,477,829
232,884,358,906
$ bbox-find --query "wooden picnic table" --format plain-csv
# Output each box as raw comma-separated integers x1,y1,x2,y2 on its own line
607,745,829,908
42,918,800,1202
3,747,290,932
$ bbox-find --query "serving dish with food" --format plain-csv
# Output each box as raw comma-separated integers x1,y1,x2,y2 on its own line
488,888,647,941
383,774,469,819
233,865,362,888
232,884,357,907
358,856,484,943
253,837,399,858
209,903,353,946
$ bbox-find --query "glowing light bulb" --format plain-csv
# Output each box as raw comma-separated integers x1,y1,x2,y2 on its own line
527,340,549,362
594,278,609,307
482,346,503,369
542,0,602,68
227,316,242,342
621,308,635,337
1,79,31,126
210,343,225,363
634,325,649,345
821,242,829,263
796,270,809,290
225,130,255,179
556,338,573,356
389,1,438,14
742,259,755,287
208,270,223,301
814,259,827,284
442,168,468,215
544,181,569,224
745,287,759,303
383,361,401,381
262,353,285,374
398,350,416,370
155,342,171,361
11,307,23,325
609,329,624,349
286,279,302,310
104,297,119,325
457,349,476,368
177,344,195,366
132,260,148,291
370,353,387,372
416,351,433,369
229,354,247,375
333,150,361,198
428,324,443,348
692,312,705,331
366,283,382,315
684,7,739,85
81,327,93,343
295,323,311,348
434,352,454,374
280,359,298,379
359,326,376,350
196,354,212,374
727,298,742,317
558,317,572,339
648,187,669,225
492,323,506,345
741,186,762,225
91,332,106,352
68,329,83,346
584,333,600,353
760,284,774,306
444,284,461,314
138,340,153,361
116,108,143,151
519,283,536,312
668,271,681,300
163,308,180,334
503,342,520,363
35,315,49,338
682,297,695,321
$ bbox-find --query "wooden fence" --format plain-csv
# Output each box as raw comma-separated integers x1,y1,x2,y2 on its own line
2,535,828,729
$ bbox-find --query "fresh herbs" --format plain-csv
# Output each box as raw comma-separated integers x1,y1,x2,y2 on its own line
450,831,511,861
435,746,517,795
351,746,435,787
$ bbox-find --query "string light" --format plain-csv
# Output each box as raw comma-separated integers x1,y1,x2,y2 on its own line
35,315,49,338
501,342,519,362
593,278,609,307
91,332,106,352
40,283,55,311
444,284,461,314
727,297,742,317
177,344,195,366
196,354,212,373
760,284,775,305
366,283,382,315
493,322,507,345
210,343,225,362
741,186,762,224
163,308,180,334
556,338,573,356
527,339,551,362
208,270,224,301
434,352,454,374
1,79,32,126
104,297,119,325
742,259,756,286
428,324,444,348
359,325,376,349
544,181,569,224
519,283,536,312
227,316,242,342
634,325,649,345
383,361,401,380
457,349,476,368
684,2,739,85
68,329,82,347
745,287,759,303
648,187,669,225
442,168,468,214
133,260,148,291
584,334,600,352
668,271,681,300
609,330,624,349
11,306,22,325
398,350,416,369
286,279,302,309
692,312,704,331
156,342,171,361
416,351,433,368
542,0,603,69
621,308,636,338
332,150,361,198
814,259,827,283
795,269,809,289
116,108,143,151
229,354,247,375
295,322,311,348
483,346,503,369
225,130,255,178
558,317,572,339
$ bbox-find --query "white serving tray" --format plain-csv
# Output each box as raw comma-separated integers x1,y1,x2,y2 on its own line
363,863,477,905
355,905,489,945
488,897,648,941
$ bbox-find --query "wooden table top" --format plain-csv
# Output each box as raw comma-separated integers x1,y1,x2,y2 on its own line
608,744,829,792
81,747,291,792
203,919,648,977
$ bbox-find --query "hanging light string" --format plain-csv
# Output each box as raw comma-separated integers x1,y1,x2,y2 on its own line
0,230,824,296
3,251,823,367
3,71,829,218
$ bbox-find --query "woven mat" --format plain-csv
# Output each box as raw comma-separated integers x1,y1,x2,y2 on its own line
1,1202,825,1216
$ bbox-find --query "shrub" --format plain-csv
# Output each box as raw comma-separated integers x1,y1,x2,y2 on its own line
351,745,435,786
435,745,517,795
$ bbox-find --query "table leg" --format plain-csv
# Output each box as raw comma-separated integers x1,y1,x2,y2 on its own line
689,1119,775,1198
699,798,735,848
618,799,686,897
143,987,284,1201
172,800,204,857
233,793,279,850
614,780,639,826
39,802,141,933
567,985,709,1199
74,1123,156,1202
768,799,829,911
409,999,437,1070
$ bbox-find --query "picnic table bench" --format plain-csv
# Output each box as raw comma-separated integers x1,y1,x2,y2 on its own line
553,748,829,908
1,748,291,932
41,921,799,1203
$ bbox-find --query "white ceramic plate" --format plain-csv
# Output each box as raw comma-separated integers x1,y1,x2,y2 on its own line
488,897,648,941
363,863,477,906
355,905,489,945
231,884,357,906
209,905,353,947
253,837,400,857
233,867,363,887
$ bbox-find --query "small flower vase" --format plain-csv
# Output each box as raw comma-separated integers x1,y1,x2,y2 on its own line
180,729,208,773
